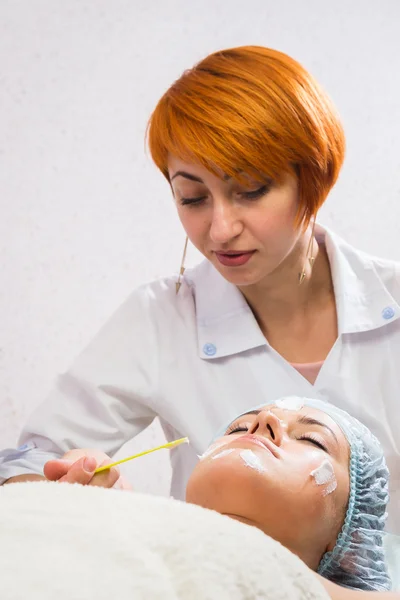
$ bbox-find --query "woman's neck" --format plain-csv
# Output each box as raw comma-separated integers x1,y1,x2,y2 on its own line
239,239,334,329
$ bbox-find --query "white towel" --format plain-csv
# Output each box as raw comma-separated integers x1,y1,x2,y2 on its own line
0,482,329,600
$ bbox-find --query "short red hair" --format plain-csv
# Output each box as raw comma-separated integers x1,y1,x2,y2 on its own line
147,46,345,226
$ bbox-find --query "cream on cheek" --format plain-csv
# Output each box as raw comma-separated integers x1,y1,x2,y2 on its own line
198,440,227,460
238,449,266,473
310,459,337,497
212,448,235,460
206,446,267,474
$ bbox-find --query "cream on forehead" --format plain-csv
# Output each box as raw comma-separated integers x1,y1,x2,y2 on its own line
310,459,337,496
274,396,305,411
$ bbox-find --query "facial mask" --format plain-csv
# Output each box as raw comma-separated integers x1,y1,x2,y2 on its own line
275,396,304,411
239,449,266,473
198,441,226,460
310,459,337,496
212,448,235,460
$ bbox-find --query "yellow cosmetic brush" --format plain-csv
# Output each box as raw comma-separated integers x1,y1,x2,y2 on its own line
94,437,189,474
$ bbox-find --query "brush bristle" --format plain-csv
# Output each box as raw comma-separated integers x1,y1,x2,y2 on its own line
170,437,189,447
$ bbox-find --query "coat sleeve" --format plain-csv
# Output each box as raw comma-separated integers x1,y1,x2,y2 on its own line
0,284,161,483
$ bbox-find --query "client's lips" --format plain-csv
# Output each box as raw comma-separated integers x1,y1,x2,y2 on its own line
228,434,278,458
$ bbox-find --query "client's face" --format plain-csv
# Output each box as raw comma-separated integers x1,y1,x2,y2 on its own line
186,401,350,570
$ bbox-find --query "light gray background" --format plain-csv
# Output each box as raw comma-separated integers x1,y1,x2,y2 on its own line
1,0,399,495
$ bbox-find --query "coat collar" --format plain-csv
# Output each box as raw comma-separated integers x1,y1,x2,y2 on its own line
183,224,400,360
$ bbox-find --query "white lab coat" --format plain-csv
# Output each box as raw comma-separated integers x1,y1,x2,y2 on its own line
1,224,400,533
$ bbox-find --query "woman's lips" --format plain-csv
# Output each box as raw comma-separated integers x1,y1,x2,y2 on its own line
214,250,255,267
227,434,278,458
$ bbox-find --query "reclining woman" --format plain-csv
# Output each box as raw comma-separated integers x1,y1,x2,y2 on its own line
43,396,397,597
186,396,398,598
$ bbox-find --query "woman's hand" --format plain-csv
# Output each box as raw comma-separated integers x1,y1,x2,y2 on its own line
44,449,132,490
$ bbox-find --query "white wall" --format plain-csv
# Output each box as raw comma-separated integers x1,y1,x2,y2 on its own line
1,0,400,495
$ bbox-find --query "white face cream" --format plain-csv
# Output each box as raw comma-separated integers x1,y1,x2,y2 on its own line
198,441,227,460
275,396,305,411
310,459,337,496
239,449,266,473
200,445,267,476
212,448,235,460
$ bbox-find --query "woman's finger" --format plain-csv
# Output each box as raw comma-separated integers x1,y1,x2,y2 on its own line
89,459,120,488
45,454,120,488
44,459,74,481
58,456,98,485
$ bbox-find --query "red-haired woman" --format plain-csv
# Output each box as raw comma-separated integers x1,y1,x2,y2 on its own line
1,47,399,541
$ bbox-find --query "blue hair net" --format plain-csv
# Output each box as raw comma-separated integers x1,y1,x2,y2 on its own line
215,396,391,591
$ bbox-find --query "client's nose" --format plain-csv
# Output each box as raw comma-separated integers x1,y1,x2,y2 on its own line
248,410,283,446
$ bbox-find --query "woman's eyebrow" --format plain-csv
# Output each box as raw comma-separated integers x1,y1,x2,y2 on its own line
170,171,204,183
170,170,232,183
240,410,261,418
297,416,339,445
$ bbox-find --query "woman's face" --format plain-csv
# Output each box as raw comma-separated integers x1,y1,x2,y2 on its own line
186,402,350,570
168,155,303,288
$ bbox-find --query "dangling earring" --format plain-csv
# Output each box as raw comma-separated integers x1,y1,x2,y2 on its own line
298,217,316,285
176,236,189,294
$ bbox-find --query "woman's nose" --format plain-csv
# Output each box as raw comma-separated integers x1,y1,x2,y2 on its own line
209,201,243,244
248,410,283,446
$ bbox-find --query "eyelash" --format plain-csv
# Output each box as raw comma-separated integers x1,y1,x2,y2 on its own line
225,427,328,452
226,425,249,435
180,185,270,207
180,196,206,206
242,184,270,200
297,435,328,452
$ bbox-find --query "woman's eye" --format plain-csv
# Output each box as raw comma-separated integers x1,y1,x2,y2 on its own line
298,435,328,452
226,426,248,435
241,184,270,200
180,196,207,206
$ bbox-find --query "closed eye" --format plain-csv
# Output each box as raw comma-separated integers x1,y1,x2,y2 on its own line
241,184,270,200
179,183,271,206
180,196,207,206
226,426,249,435
298,435,328,452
